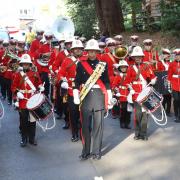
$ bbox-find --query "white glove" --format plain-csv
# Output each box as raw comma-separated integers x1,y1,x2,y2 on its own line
168,89,172,94
115,93,121,97
39,85,45,92
61,81,69,89
73,89,80,105
14,101,19,107
130,89,135,95
127,93,133,103
107,90,113,109
17,92,24,99
150,78,157,85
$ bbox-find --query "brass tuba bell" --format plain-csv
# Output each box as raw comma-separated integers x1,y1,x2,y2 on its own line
113,46,128,60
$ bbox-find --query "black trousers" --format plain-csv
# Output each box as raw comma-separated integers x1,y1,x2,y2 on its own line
19,109,36,141
40,72,50,97
80,88,105,155
134,102,148,137
119,101,131,127
162,94,171,114
172,90,180,119
55,82,64,117
68,95,80,137
0,76,7,98
4,78,12,104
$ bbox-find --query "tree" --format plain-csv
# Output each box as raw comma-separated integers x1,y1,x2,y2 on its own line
66,0,98,39
95,0,125,36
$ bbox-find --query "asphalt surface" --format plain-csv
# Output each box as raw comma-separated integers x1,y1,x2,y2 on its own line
0,100,180,180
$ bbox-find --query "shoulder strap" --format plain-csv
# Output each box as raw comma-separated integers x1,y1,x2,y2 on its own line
80,61,108,109
20,71,36,91
133,65,147,87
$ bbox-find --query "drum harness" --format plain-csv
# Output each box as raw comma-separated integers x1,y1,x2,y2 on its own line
133,65,167,126
18,71,56,132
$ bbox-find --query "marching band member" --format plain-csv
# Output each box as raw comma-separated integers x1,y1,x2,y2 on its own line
73,39,112,160
97,41,106,60
114,35,123,45
168,49,180,123
158,48,172,116
143,39,160,71
57,39,86,141
126,35,139,66
112,60,131,129
52,37,73,121
3,40,18,105
34,31,55,97
101,39,119,85
11,54,44,147
128,35,139,54
52,37,73,73
0,40,10,100
29,29,44,59
126,46,157,140
16,40,28,57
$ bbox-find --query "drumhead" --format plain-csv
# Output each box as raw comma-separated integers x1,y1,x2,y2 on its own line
136,87,151,102
26,93,44,110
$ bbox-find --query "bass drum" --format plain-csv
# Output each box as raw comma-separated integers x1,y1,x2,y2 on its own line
26,93,53,120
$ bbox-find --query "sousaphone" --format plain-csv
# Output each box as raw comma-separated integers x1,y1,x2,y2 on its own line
51,16,75,40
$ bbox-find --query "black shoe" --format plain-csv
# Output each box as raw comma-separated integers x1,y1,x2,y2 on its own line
71,136,79,142
29,140,37,146
166,112,172,117
120,124,125,129
140,136,148,141
174,117,180,123
79,154,91,161
56,116,61,120
20,138,27,147
134,135,140,140
62,123,69,129
125,125,131,129
92,154,101,160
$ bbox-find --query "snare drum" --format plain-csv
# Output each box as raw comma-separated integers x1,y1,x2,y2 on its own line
136,87,163,112
26,93,53,120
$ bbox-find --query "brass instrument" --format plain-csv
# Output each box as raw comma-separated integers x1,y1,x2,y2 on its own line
2,49,21,61
0,66,7,73
113,46,128,60
11,63,19,72
0,62,19,73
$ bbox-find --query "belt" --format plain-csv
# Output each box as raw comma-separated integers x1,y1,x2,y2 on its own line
119,86,127,89
172,75,180,78
19,89,34,93
92,84,100,88
132,81,142,85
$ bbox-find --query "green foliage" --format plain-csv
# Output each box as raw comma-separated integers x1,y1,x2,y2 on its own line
120,0,144,31
65,0,99,39
160,0,180,37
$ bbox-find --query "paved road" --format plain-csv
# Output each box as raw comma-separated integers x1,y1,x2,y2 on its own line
0,101,180,180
